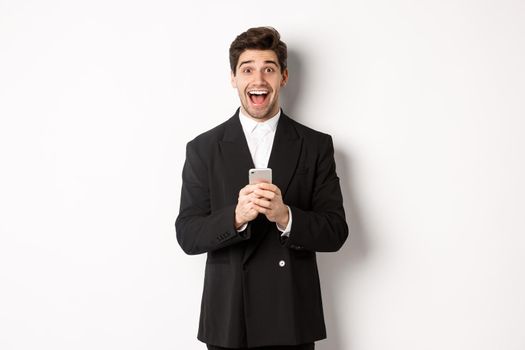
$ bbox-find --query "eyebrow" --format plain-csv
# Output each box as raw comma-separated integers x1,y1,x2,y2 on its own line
238,60,279,68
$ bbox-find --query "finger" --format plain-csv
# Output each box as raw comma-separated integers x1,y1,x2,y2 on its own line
252,203,268,215
238,196,257,211
249,192,262,201
256,183,280,194
253,197,272,209
238,195,251,206
245,200,257,209
239,188,250,196
253,189,277,201
239,184,257,196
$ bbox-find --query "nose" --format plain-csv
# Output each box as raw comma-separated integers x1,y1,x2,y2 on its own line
253,70,265,84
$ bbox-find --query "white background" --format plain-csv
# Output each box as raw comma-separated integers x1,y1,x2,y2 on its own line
1,1,524,349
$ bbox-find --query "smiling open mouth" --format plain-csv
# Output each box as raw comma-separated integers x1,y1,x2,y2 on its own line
248,90,269,105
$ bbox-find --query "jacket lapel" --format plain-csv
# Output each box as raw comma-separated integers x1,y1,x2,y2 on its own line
267,113,303,200
218,110,254,205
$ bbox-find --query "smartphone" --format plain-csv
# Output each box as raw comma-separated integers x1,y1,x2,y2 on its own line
249,168,272,184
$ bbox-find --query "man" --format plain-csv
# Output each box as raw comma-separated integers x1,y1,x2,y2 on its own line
176,27,348,350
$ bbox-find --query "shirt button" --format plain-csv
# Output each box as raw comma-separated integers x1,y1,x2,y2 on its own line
279,260,286,267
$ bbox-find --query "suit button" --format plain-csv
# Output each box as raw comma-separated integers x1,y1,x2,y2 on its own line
279,260,286,267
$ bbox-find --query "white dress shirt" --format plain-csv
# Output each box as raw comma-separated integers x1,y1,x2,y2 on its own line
238,109,292,237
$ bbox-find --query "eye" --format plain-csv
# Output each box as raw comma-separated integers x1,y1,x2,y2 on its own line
265,67,275,73
242,68,252,74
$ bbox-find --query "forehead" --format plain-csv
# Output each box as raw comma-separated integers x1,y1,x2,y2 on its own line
237,49,279,67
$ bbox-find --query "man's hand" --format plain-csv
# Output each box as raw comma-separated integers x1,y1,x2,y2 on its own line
234,183,290,230
251,183,289,228
234,184,260,229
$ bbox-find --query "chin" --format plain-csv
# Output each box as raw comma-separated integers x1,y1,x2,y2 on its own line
246,105,278,120
250,111,269,119
242,106,267,119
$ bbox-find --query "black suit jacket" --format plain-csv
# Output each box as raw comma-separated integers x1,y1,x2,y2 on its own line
176,109,348,348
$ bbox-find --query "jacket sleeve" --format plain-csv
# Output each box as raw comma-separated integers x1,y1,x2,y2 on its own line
283,135,349,252
175,140,251,255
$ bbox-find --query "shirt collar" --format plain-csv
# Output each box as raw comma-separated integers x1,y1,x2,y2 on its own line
239,108,281,135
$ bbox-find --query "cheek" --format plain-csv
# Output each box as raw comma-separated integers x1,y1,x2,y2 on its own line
235,80,246,91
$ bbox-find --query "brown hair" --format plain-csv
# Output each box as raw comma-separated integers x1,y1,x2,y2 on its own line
229,27,287,75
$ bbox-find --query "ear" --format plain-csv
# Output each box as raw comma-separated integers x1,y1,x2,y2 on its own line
231,70,237,88
280,68,289,87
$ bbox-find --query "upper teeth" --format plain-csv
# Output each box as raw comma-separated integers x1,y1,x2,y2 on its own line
249,91,268,95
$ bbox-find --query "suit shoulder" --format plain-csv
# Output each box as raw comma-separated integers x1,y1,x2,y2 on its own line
185,116,236,154
285,115,333,143
189,120,228,143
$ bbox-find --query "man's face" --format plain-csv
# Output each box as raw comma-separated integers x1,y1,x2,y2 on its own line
231,49,288,121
